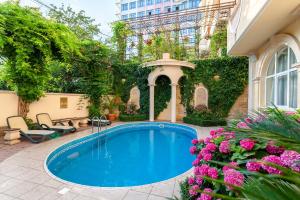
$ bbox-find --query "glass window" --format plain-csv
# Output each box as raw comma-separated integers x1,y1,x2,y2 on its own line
155,8,160,14
121,14,128,20
155,0,162,4
137,11,145,17
164,6,171,12
146,0,154,5
129,13,136,18
121,3,128,11
146,9,154,15
129,1,136,9
265,46,298,109
137,0,145,7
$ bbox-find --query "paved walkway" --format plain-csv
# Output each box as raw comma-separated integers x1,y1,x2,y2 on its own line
0,122,215,200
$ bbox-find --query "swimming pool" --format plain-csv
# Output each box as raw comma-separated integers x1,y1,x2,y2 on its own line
45,122,196,187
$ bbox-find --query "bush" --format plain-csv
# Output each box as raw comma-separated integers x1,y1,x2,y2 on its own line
183,110,227,126
183,109,300,200
119,114,147,122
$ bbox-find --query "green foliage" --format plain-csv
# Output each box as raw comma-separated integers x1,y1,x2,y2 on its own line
183,115,227,127
0,2,79,103
111,21,132,63
181,57,248,118
88,104,100,118
112,62,171,118
119,114,147,122
48,4,100,40
210,21,228,58
75,40,113,107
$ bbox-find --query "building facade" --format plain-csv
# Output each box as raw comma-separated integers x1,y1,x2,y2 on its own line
227,0,300,112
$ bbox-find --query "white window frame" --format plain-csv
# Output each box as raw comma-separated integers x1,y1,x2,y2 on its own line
265,46,297,110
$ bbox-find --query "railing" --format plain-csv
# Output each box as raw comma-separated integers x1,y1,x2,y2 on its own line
91,115,109,133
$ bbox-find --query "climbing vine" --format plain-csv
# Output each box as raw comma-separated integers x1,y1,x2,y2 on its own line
181,56,248,118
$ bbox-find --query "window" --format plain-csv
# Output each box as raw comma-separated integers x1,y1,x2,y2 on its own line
121,14,128,20
164,0,170,2
164,6,171,12
129,13,136,18
129,1,136,9
266,46,298,109
146,9,154,15
137,0,145,7
137,11,145,17
155,8,160,14
146,0,154,5
121,3,128,11
155,0,162,3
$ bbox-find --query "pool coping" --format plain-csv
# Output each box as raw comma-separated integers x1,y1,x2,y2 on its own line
43,122,198,190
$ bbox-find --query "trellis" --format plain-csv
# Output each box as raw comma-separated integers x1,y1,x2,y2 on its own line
120,1,236,58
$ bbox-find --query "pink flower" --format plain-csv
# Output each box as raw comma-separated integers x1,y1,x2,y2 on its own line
188,177,195,185
237,121,250,129
190,146,197,154
217,128,224,133
285,111,297,115
195,176,203,185
200,148,210,155
224,169,244,190
223,162,238,172
245,118,252,124
224,132,235,140
219,140,231,154
240,138,255,151
199,188,213,200
261,155,284,174
206,143,217,152
266,141,284,155
246,160,261,172
192,159,201,166
192,139,199,145
189,185,199,196
209,130,216,136
195,164,210,176
203,153,213,161
280,150,300,172
207,167,218,179
197,153,203,159
204,137,212,144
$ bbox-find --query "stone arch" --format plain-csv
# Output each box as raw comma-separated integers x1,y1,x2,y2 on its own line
128,86,140,109
194,83,208,107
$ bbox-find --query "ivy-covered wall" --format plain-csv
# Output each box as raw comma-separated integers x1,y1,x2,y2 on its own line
112,63,171,118
114,56,248,120
182,56,248,118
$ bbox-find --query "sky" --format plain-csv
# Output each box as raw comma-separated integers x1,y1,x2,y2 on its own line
0,0,117,39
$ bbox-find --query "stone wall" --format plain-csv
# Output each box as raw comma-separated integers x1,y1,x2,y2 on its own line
227,86,248,120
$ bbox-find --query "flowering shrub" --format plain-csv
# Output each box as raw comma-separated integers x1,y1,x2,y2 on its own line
184,113,300,200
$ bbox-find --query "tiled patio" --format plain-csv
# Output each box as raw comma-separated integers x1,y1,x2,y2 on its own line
0,122,213,200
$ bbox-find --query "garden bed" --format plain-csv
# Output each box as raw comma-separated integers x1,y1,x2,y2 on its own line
119,114,148,122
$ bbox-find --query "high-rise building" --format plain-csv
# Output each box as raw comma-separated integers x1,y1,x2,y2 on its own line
116,0,201,54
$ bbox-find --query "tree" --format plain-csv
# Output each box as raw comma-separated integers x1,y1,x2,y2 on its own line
111,21,132,64
75,40,113,117
0,2,80,116
48,4,100,40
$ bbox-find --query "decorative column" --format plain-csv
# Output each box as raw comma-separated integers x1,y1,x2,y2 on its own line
149,84,155,122
248,55,257,113
253,77,261,110
294,63,300,108
171,83,177,123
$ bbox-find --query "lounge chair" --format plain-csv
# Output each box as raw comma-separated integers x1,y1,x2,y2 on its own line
7,116,56,143
36,113,76,134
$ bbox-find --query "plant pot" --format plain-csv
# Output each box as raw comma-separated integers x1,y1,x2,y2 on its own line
107,114,117,121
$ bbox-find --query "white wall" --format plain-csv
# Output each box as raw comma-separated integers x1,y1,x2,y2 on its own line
0,91,89,127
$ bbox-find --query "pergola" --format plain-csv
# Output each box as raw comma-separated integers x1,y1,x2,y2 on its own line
122,0,236,57
144,53,195,122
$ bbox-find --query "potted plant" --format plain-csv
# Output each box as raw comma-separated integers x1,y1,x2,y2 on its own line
103,96,119,121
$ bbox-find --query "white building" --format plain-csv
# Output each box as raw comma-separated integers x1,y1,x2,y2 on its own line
228,0,300,112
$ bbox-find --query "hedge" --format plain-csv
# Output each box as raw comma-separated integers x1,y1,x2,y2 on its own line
183,116,227,127
119,114,148,122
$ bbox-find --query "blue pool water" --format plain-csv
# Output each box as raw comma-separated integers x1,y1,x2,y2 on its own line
46,123,196,187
